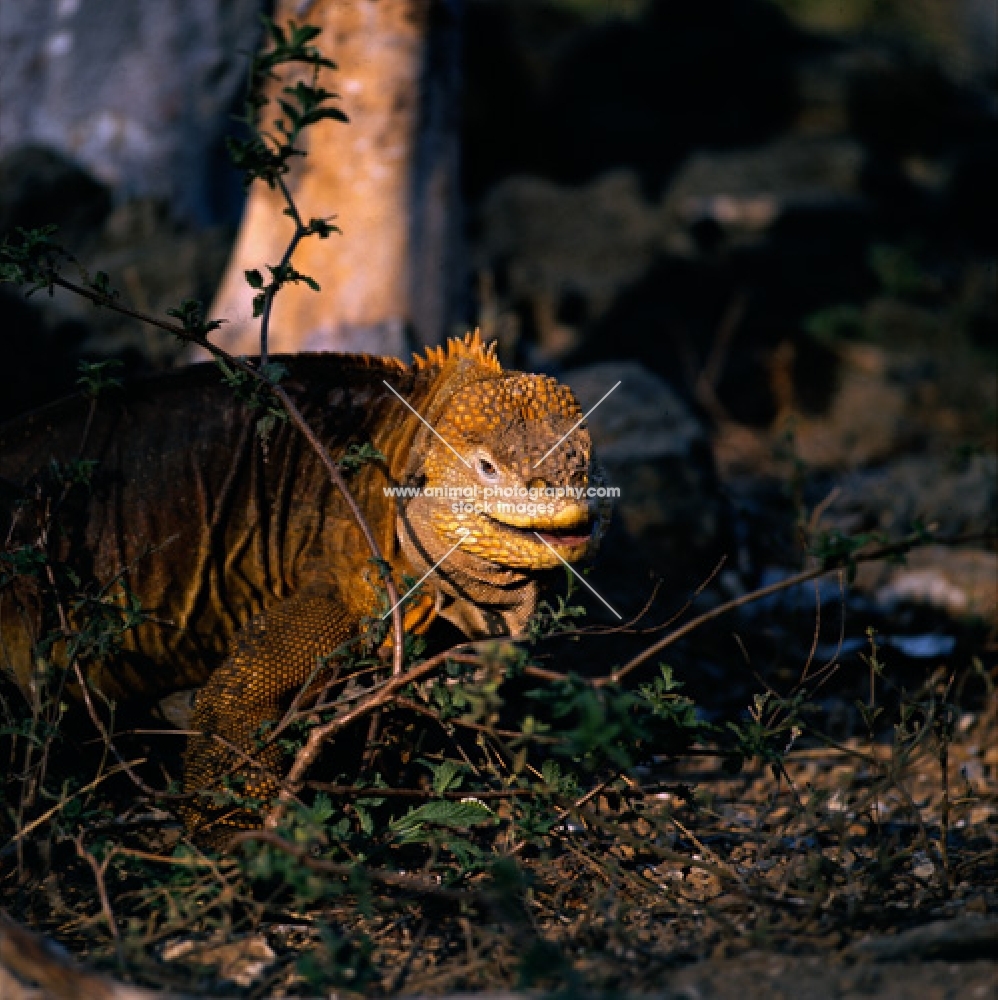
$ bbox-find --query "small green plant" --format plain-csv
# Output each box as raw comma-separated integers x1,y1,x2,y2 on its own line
868,242,928,299
804,303,867,344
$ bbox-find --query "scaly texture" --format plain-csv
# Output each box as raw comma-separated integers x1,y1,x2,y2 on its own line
0,333,605,842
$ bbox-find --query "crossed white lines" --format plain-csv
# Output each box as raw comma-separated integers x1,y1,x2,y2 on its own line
532,380,621,469
381,377,621,622
381,381,472,468
381,529,469,621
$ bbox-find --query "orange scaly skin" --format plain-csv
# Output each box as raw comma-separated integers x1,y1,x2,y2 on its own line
0,333,605,841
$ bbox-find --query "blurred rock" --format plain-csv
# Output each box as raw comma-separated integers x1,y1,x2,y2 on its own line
161,934,276,988
0,145,112,241
1,183,232,419
848,53,966,157
477,170,661,360
668,950,998,999
563,361,726,582
776,0,997,87
662,136,867,255
848,913,998,961
462,0,802,200
776,343,914,470
0,288,88,422
826,452,997,625
0,0,261,224
58,199,233,364
821,453,997,537
859,546,996,625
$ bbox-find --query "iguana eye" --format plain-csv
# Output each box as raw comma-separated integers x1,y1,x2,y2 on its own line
476,454,500,482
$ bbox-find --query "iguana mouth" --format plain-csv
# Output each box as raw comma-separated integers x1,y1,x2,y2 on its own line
486,515,596,549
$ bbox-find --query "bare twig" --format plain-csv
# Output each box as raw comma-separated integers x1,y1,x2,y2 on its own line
307,782,531,801
0,908,170,1000
2,758,147,854
694,289,748,424
601,529,996,688
258,175,309,365
74,835,123,968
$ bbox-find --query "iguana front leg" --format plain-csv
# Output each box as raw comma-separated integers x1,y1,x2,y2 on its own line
181,586,439,844
181,588,358,843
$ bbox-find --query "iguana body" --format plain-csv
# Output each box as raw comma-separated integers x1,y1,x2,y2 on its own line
1,334,602,838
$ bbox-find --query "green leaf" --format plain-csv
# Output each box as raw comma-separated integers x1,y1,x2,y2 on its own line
76,358,123,399
429,759,464,795
258,361,289,385
390,799,495,843
541,759,561,787
301,107,350,126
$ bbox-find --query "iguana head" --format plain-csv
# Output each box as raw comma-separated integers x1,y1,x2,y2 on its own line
405,333,606,572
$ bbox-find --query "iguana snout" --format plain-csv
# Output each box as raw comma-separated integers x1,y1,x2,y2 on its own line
408,372,605,571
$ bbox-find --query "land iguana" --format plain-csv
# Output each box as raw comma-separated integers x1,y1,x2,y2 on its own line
0,332,605,839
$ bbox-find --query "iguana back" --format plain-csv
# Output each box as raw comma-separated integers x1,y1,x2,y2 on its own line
1,353,418,701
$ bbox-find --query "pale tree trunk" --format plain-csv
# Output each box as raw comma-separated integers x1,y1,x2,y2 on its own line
203,0,462,360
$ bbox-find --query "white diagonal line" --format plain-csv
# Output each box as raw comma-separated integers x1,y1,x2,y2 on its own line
382,380,471,468
533,380,621,469
533,532,621,619
382,531,468,620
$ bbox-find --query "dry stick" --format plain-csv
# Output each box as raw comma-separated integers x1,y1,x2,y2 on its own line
601,528,996,688
510,778,613,857
392,694,560,743
69,661,165,801
535,555,724,644
2,758,147,852
261,651,483,831
47,270,405,679
808,729,940,866
307,782,531,801
0,908,165,1000
694,289,747,424
112,728,300,807
74,835,124,969
388,917,430,997
226,829,471,900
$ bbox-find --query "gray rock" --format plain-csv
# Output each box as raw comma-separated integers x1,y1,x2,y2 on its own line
477,170,661,324
822,452,996,624
856,546,998,625
848,914,998,962
0,0,262,223
0,145,112,240
564,361,725,578
662,136,866,253
823,452,997,538
567,360,705,464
